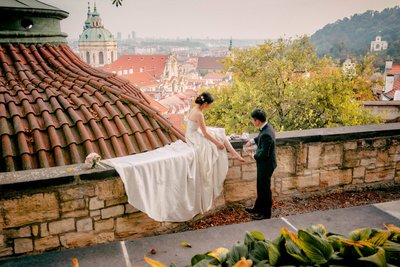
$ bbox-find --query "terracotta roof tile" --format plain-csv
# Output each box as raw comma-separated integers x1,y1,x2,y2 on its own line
103,54,169,89
386,64,400,75
197,57,225,70
0,43,184,173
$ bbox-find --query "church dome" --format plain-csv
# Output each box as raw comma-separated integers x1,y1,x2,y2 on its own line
79,27,115,42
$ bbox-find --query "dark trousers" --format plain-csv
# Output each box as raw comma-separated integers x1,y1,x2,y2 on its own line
253,162,275,218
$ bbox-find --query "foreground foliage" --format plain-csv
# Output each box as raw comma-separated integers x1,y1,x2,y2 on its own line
146,224,400,267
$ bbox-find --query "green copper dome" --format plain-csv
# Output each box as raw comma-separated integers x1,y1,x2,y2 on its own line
79,2,115,42
79,27,115,42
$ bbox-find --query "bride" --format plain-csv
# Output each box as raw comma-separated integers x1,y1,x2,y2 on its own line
186,92,245,211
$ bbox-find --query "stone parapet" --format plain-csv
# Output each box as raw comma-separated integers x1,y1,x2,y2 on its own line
0,123,399,258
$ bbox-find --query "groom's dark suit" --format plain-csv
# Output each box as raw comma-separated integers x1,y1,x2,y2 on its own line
253,123,277,218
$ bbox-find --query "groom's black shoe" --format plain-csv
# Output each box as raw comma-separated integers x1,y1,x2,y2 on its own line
245,208,258,214
251,214,270,220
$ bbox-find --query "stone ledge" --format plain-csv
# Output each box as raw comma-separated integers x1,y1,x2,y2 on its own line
363,100,400,106
0,164,115,187
1,123,399,188
276,123,400,144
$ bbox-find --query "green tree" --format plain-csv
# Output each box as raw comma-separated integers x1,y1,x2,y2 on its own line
204,36,382,134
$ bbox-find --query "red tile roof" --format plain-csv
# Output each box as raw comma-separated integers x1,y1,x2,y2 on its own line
197,57,225,70
119,72,159,88
386,64,400,75
142,93,168,114
0,44,184,173
164,114,185,132
385,77,400,99
204,72,225,80
103,55,168,89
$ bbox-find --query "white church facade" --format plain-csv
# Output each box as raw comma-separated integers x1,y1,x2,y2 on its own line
370,35,388,52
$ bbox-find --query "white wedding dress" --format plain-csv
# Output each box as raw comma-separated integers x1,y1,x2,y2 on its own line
102,120,229,222
185,120,229,212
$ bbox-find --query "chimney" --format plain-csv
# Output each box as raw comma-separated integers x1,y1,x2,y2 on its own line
385,59,393,70
384,74,394,93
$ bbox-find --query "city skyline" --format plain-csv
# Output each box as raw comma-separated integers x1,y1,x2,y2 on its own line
42,0,400,40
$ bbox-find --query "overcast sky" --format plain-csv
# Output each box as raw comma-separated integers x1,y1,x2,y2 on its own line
42,0,400,40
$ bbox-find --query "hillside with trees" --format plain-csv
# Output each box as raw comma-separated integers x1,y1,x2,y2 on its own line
311,6,400,64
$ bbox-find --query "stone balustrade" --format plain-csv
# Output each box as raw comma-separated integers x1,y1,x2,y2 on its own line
0,123,399,258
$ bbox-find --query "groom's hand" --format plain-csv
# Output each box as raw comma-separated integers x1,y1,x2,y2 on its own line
244,141,251,147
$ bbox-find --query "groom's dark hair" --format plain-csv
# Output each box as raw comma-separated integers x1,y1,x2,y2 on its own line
251,109,266,122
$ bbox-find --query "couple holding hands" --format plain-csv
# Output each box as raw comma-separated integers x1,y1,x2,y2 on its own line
186,92,277,220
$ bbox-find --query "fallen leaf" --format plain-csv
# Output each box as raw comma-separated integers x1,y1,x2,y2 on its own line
180,241,192,248
71,258,79,267
144,256,166,267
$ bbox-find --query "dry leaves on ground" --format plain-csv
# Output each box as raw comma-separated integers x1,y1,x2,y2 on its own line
187,186,400,231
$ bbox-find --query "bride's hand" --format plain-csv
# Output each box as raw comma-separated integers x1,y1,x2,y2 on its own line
217,142,225,150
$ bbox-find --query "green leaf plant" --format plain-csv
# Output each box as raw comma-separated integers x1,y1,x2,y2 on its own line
143,224,400,267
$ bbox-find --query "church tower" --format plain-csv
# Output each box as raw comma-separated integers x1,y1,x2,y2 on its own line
78,2,117,67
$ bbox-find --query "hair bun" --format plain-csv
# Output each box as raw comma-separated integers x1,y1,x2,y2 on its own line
194,92,214,105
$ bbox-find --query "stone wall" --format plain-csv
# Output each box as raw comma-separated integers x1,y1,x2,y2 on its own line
0,123,399,258
227,123,400,202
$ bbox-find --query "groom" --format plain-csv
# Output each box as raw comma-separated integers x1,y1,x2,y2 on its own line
244,109,277,220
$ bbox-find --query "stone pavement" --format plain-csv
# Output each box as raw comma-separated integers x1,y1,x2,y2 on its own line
1,201,399,267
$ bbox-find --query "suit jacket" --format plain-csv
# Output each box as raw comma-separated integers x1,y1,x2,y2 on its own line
254,124,277,170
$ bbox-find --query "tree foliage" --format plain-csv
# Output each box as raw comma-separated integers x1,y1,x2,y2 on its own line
311,6,400,61
203,37,382,134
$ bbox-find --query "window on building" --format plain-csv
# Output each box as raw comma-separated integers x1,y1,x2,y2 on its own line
99,52,104,65
111,51,114,62
86,52,90,64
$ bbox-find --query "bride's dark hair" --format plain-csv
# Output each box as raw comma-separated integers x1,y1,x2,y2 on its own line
195,92,214,105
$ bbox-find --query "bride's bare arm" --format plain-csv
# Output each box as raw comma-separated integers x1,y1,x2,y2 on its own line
197,113,224,149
